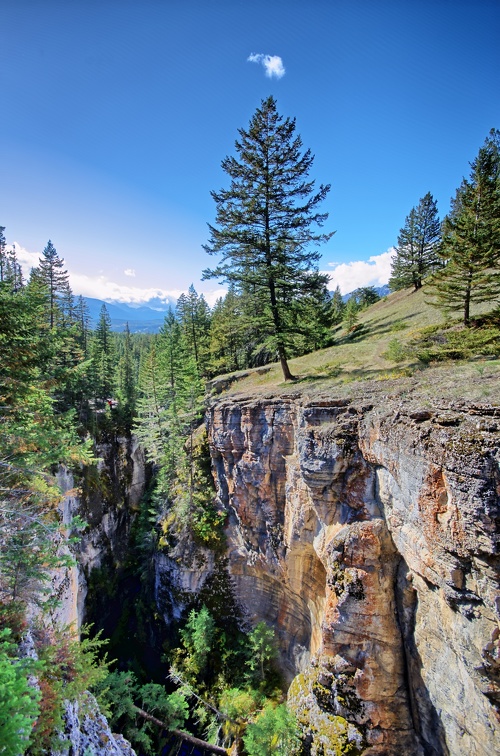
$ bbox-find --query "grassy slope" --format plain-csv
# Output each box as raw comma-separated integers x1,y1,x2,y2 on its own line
210,287,500,406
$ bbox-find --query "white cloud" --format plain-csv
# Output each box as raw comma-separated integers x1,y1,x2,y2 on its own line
68,271,184,306
322,249,394,295
8,242,40,274
202,288,227,308
247,53,285,79
8,241,227,309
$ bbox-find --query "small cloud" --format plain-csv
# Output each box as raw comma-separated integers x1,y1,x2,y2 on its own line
124,268,136,277
322,249,394,295
247,52,285,79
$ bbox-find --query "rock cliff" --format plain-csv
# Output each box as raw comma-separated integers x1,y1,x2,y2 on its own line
47,434,146,756
201,390,500,755
52,434,147,631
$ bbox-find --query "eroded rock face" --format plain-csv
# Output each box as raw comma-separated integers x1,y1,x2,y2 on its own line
53,693,136,756
204,394,500,756
50,434,147,632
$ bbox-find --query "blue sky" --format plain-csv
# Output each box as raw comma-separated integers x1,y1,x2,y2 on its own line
1,0,499,305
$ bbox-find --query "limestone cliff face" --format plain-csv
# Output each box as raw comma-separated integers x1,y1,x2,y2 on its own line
46,435,145,756
50,434,147,630
205,393,500,756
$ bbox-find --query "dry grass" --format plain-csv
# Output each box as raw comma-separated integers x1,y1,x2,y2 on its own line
208,287,500,405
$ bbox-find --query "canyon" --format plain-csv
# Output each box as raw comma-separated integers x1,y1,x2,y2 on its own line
60,379,499,755
166,383,500,755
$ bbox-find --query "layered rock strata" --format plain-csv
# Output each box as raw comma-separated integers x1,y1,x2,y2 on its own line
202,393,500,756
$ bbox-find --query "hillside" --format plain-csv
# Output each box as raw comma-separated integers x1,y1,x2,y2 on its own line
210,286,500,405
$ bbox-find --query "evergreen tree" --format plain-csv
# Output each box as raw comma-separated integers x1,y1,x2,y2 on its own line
75,295,92,358
203,96,333,380
292,281,334,353
176,285,211,376
427,129,500,325
389,192,442,291
91,304,116,403
343,297,359,332
5,244,23,292
117,323,136,425
0,630,41,755
0,232,23,291
33,240,72,328
0,227,7,282
134,338,169,464
351,286,381,309
331,285,345,325
209,286,252,375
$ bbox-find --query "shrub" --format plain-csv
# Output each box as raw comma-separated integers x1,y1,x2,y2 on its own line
382,338,407,363
0,629,41,756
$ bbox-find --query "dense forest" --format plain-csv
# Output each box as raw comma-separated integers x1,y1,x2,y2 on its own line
0,100,499,755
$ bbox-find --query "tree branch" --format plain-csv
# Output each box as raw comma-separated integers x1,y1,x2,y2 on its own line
133,707,228,754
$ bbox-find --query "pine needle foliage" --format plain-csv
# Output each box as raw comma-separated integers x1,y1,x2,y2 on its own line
203,96,333,380
426,129,500,325
389,192,442,291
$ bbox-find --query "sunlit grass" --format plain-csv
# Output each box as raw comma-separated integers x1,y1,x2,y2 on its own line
211,286,500,404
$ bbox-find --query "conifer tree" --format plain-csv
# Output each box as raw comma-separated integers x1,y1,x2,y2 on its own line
176,285,211,376
134,339,169,464
351,286,381,309
5,244,23,292
331,285,345,325
91,304,116,403
117,323,136,425
34,240,72,328
427,129,500,325
0,232,23,291
209,287,245,375
203,96,333,380
0,227,7,282
389,192,442,291
75,295,92,358
343,297,359,332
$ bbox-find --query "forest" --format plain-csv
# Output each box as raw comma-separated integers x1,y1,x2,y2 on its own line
0,98,499,755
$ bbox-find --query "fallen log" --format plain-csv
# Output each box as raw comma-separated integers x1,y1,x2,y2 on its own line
134,706,228,755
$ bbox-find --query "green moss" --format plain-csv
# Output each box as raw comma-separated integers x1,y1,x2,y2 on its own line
288,668,366,755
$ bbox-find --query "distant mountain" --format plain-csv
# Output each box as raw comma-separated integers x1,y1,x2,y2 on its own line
83,297,174,333
342,284,390,303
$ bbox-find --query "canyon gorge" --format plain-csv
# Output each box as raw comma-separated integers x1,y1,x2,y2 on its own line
59,379,499,755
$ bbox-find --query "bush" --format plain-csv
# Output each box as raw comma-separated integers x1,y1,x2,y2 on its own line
382,338,407,363
243,702,301,756
0,629,41,755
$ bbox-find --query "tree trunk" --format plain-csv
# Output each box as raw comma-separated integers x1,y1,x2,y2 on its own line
134,707,228,754
278,346,295,381
464,272,472,326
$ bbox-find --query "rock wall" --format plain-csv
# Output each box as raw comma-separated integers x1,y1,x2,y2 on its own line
204,393,500,756
47,434,147,631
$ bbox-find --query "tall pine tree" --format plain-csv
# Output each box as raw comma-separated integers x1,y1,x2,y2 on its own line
91,304,116,403
427,129,500,325
176,285,211,377
389,192,442,291
33,240,72,328
203,96,333,380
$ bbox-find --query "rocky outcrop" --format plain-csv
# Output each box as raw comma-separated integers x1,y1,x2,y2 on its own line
202,393,500,755
54,693,136,756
